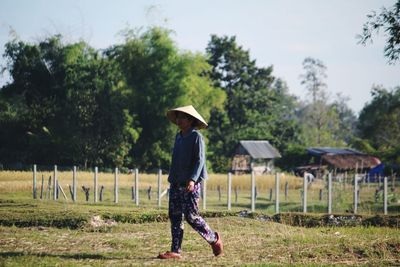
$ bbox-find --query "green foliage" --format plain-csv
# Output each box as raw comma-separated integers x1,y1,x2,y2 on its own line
357,86,400,165
0,28,225,171
108,27,225,170
297,57,354,148
275,143,309,171
358,0,400,64
0,36,139,168
206,35,301,172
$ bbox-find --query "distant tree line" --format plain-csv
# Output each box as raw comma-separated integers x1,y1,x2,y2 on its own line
0,27,399,172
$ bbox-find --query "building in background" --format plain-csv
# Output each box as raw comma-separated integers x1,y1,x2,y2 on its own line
231,140,281,175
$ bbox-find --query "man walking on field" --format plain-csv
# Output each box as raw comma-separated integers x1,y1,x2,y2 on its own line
158,105,223,259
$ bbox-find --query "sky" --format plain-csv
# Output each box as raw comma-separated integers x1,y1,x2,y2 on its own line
0,0,399,114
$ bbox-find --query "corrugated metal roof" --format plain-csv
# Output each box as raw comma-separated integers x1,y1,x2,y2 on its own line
239,140,281,159
307,147,364,157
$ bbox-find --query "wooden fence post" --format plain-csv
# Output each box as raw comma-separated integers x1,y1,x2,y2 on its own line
46,176,51,199
33,164,37,199
227,172,232,210
114,167,118,204
285,181,289,201
303,172,308,213
158,169,162,208
58,183,68,200
251,171,255,212
384,176,388,215
53,165,58,200
275,172,280,214
217,185,221,202
40,174,44,199
135,168,139,206
94,167,98,203
72,166,77,202
147,186,152,200
235,186,238,204
69,185,74,199
100,185,104,202
82,186,90,201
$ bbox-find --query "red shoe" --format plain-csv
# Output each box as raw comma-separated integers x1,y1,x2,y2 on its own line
157,251,182,259
211,232,223,256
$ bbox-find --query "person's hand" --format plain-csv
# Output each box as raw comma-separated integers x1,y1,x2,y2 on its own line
186,180,195,192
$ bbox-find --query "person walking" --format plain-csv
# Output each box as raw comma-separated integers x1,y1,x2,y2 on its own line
158,105,223,259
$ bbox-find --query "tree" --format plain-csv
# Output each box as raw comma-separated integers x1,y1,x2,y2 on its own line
300,57,327,103
206,35,301,172
358,86,400,147
358,0,400,64
357,86,400,165
0,35,139,167
331,93,357,145
108,27,225,171
298,57,343,147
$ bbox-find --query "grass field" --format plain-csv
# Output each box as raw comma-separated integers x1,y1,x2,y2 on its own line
0,199,399,266
0,170,399,215
0,171,400,266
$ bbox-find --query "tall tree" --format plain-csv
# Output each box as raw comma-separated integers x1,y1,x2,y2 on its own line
358,0,400,64
357,86,400,165
108,28,225,171
0,35,139,167
298,57,343,147
206,35,301,172
331,93,357,145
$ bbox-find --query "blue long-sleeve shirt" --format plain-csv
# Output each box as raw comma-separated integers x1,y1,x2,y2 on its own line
168,128,208,186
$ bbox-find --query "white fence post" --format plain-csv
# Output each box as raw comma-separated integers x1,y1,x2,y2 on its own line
33,164,37,199
202,179,207,210
53,165,58,200
275,172,280,214
303,172,308,213
354,173,358,214
328,172,332,214
94,167,98,203
227,172,232,210
135,168,139,206
158,169,162,208
384,176,388,215
114,167,118,203
251,171,255,212
73,166,77,202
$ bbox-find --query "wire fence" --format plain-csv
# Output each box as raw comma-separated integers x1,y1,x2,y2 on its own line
16,164,398,215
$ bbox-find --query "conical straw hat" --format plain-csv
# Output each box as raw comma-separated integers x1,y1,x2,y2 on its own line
166,105,208,129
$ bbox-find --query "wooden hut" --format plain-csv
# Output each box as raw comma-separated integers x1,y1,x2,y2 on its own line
231,140,281,175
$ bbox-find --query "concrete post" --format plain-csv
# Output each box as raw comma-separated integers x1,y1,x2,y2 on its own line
251,171,255,212
227,172,232,210
275,172,280,214
94,167,98,203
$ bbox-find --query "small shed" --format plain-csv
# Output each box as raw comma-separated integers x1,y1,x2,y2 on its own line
307,147,381,171
295,147,382,178
231,140,281,175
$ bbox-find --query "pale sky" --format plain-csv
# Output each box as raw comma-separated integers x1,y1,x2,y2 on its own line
1,0,399,113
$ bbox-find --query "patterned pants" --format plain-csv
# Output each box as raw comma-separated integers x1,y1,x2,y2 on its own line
169,183,216,253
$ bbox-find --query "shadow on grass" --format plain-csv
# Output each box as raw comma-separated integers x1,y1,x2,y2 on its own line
0,251,112,260
209,201,330,213
0,251,158,261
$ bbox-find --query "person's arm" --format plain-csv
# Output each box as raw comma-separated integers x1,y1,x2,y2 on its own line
189,133,205,183
168,134,179,181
